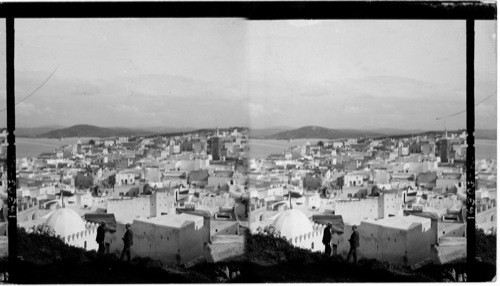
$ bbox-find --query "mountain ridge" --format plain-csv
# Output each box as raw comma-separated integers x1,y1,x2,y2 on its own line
265,126,387,140
13,124,497,140
37,124,156,138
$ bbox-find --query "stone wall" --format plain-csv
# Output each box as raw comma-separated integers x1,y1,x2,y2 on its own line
207,235,245,262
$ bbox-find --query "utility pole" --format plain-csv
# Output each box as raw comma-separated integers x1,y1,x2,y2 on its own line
6,17,17,282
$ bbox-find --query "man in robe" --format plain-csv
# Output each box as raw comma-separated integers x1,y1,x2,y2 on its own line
322,222,332,256
96,221,106,255
121,223,133,263
346,225,359,263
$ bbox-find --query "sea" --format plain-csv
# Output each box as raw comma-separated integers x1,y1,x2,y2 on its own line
13,137,497,161
475,139,497,160
16,137,94,159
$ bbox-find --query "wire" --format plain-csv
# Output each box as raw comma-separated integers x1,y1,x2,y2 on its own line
436,91,496,120
0,66,59,112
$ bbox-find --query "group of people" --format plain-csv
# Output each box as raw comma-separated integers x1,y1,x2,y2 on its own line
96,221,134,263
322,222,359,263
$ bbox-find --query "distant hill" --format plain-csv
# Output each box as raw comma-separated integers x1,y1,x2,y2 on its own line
38,124,156,138
249,126,294,138
127,126,197,134
16,125,66,138
265,126,386,140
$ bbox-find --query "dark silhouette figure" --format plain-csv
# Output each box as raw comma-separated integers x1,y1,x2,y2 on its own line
96,221,106,256
346,225,359,263
322,222,332,256
121,223,133,263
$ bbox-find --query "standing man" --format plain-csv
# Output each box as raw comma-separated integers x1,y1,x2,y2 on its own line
121,223,133,263
96,221,106,255
346,225,359,264
322,222,333,256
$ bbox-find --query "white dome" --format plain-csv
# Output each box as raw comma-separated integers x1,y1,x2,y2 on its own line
44,208,86,237
272,209,313,239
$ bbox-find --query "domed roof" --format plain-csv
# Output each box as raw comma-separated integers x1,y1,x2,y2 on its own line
44,208,86,237
272,209,313,239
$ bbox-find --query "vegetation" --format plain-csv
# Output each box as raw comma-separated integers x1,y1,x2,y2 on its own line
303,174,322,190
2,227,495,283
108,175,116,189
74,172,94,189
238,231,433,282
6,228,211,283
476,227,496,264
143,183,153,195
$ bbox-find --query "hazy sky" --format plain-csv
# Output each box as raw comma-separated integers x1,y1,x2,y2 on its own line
0,19,496,130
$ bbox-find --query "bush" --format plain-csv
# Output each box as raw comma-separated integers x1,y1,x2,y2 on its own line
13,227,211,283
13,226,494,283
476,227,496,264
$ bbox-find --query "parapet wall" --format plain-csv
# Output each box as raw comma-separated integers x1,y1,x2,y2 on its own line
61,221,99,244
286,222,326,252
208,235,245,263
17,201,40,223
17,200,39,213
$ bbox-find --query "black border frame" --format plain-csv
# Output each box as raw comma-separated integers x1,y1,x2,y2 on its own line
0,1,496,19
2,1,497,283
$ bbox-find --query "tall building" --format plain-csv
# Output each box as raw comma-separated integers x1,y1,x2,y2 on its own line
439,139,450,163
211,136,221,161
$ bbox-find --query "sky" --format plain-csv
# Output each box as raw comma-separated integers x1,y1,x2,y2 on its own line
0,19,496,131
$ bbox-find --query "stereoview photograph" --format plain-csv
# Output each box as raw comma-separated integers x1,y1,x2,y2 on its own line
0,9,496,283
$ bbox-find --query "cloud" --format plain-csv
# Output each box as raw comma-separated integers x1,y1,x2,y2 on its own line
271,108,285,116
344,106,363,115
476,103,497,128
69,82,101,96
249,103,266,117
17,102,38,116
112,104,139,113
